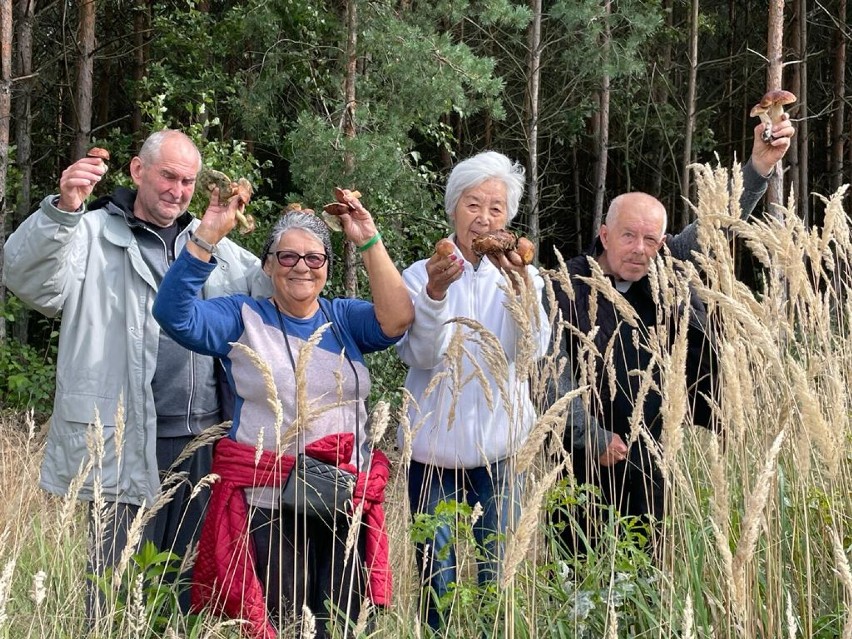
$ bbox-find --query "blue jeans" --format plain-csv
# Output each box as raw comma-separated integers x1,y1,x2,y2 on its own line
408,459,521,630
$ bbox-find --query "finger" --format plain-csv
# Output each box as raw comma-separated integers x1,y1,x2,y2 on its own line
227,193,245,215
505,251,524,268
485,254,502,269
447,264,464,282
772,126,795,141
74,156,109,171
65,163,107,183
212,187,233,209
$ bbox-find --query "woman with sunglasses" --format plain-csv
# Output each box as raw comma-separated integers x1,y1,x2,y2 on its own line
153,192,412,638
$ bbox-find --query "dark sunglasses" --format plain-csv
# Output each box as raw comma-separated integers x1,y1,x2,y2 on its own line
268,250,329,269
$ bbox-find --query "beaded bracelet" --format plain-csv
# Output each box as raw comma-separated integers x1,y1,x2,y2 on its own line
357,231,382,253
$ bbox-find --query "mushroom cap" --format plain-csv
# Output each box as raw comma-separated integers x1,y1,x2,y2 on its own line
87,147,111,161
751,89,797,116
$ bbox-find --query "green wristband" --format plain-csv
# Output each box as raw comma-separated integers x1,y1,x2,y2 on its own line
357,231,382,253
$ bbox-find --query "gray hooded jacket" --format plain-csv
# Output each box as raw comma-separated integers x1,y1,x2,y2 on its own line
3,192,271,506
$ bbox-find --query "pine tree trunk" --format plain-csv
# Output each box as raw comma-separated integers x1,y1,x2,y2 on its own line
572,146,582,254
342,0,358,298
830,0,846,194
0,0,12,342
680,0,699,229
788,0,803,219
766,0,785,212
798,5,809,226
13,0,34,229
653,0,673,197
591,0,611,241
12,0,36,346
526,0,542,254
72,0,96,160
131,0,149,138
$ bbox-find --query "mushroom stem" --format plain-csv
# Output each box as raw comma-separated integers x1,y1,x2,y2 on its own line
759,113,774,142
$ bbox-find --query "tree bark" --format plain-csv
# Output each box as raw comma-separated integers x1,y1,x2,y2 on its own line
829,0,846,194
680,0,699,229
526,0,542,255
765,0,785,212
795,0,809,224
653,0,673,197
72,0,96,160
12,0,36,346
572,146,582,254
788,0,803,218
342,0,358,298
131,0,150,138
591,0,611,241
13,0,34,229
0,0,12,342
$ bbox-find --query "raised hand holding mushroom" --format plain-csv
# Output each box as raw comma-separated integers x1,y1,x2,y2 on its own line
197,167,256,234
750,90,797,143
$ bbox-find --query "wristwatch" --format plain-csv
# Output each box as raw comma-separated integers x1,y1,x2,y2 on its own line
188,230,218,255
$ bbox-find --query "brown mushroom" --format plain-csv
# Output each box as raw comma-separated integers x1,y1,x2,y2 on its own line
515,236,535,266
471,230,535,265
196,168,256,234
322,188,363,218
435,238,456,258
87,147,110,161
750,90,796,142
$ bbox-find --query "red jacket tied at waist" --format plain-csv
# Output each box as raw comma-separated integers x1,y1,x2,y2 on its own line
191,433,392,639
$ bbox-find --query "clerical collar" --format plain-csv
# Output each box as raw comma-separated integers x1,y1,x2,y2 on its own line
614,279,633,293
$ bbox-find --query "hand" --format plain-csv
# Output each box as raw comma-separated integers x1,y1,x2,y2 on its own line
486,250,530,295
332,189,379,247
57,157,108,212
750,112,795,177
425,240,464,301
598,433,628,467
195,187,244,244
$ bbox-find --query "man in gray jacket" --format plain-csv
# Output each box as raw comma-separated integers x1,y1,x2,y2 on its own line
3,129,269,615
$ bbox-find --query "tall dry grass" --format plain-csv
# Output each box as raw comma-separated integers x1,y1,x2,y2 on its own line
1,161,851,637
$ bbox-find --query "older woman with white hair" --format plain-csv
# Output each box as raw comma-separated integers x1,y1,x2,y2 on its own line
396,151,551,629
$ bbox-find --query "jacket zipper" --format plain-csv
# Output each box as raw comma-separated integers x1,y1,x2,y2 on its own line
146,225,196,435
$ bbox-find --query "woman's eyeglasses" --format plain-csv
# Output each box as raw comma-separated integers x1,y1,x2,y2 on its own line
268,251,329,269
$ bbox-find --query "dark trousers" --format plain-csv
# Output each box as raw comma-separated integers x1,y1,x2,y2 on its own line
86,435,213,620
249,505,366,639
557,442,664,556
407,459,521,631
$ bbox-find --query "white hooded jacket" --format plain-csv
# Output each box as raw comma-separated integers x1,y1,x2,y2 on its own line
396,241,550,468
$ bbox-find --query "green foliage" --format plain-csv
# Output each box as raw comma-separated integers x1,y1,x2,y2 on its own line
364,349,408,415
93,541,198,637
410,499,477,557
0,297,57,417
543,480,663,637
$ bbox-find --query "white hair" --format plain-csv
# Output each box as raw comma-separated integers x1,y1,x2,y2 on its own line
606,192,668,238
137,129,202,169
444,151,526,223
261,210,333,272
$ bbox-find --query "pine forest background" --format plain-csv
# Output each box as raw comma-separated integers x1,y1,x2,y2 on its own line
0,0,849,410
2,2,852,638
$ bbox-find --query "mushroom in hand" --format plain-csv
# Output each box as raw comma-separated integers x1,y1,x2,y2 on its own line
321,188,363,232
750,90,797,142
87,147,111,162
197,167,256,234
471,229,535,265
